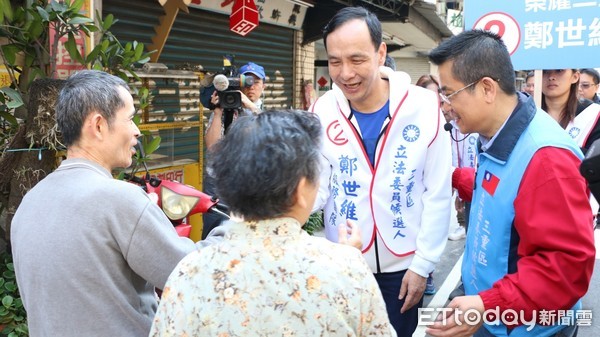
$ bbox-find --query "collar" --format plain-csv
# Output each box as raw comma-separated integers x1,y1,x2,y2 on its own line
224,217,307,239
478,92,536,163
56,158,113,178
255,98,263,110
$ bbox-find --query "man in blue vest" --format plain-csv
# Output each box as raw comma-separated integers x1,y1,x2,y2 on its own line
427,30,595,337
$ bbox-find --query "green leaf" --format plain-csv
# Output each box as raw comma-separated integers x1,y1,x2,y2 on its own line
0,88,23,107
85,44,102,64
0,0,14,23
4,100,22,110
28,68,46,83
28,18,44,39
137,56,151,64
1,295,13,308
145,136,161,155
83,24,99,33
4,282,16,292
36,6,49,21
64,33,84,64
68,16,93,25
114,69,128,82
0,44,19,65
50,0,68,14
101,38,110,51
72,0,85,13
134,41,144,60
102,13,115,31
24,53,35,68
0,112,18,127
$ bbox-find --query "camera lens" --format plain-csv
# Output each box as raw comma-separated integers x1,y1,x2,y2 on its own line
225,94,236,105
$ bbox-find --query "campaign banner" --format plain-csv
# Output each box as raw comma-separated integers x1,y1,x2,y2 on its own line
465,1,600,70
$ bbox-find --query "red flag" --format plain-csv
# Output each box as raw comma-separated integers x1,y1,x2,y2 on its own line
482,170,500,196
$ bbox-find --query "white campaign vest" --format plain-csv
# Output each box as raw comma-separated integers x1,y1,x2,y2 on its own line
451,129,478,169
566,102,600,216
566,103,600,147
314,70,445,263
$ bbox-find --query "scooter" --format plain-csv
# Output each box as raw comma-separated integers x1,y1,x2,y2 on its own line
124,142,229,238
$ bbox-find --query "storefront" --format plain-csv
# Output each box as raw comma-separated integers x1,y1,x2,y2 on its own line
104,0,298,109
102,0,306,238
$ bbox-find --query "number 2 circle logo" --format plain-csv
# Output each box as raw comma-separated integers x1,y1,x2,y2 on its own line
473,12,521,55
326,120,348,146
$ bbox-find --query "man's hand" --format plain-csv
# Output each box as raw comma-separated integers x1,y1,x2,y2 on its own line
426,295,485,337
455,197,465,214
399,269,426,313
337,220,362,250
210,91,223,115
240,91,259,114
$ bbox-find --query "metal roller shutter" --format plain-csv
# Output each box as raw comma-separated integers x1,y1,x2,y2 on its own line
395,57,433,84
103,0,294,109
129,73,204,163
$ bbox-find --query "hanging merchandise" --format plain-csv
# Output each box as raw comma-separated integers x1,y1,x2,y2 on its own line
230,0,259,36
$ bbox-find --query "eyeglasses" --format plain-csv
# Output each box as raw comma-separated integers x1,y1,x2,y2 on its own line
439,79,481,104
579,83,598,89
439,77,500,104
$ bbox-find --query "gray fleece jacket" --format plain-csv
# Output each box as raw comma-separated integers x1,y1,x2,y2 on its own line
11,158,222,337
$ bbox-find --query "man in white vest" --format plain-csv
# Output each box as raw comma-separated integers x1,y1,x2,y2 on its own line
310,7,452,336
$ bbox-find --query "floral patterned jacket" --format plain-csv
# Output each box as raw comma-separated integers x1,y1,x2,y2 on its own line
150,217,396,337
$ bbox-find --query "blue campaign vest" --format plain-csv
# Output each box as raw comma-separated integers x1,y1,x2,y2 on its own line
462,108,583,337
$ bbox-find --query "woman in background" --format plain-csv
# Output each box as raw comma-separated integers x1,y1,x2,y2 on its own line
542,69,600,153
415,74,441,94
543,68,600,226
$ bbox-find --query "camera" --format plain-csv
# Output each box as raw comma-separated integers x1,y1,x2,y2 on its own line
214,74,254,110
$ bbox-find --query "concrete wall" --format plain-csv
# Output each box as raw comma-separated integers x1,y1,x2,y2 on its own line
294,30,316,109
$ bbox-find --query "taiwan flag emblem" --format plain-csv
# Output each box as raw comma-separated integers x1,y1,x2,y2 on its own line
482,170,500,196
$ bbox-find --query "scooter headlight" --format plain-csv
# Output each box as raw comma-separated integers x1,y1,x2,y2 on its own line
161,186,199,220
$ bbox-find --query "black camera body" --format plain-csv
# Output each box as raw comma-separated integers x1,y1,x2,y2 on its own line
217,75,255,110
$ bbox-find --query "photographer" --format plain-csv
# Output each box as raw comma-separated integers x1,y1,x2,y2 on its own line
205,62,266,149
202,62,266,239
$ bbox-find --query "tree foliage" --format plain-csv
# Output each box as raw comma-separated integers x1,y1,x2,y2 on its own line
0,0,156,234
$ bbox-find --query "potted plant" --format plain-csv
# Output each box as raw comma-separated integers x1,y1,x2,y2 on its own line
0,3,153,334
0,1,153,246
0,251,27,336
303,210,324,235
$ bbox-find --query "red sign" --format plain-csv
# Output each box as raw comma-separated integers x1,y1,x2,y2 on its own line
317,76,328,88
230,0,259,36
